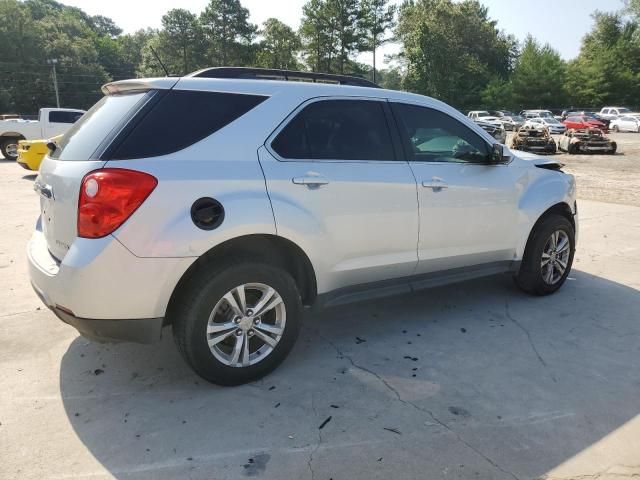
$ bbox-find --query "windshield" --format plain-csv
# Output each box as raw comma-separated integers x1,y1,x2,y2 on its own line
476,111,491,117
51,91,152,161
544,118,562,125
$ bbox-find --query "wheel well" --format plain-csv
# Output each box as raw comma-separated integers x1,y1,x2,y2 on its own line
526,203,575,247
165,235,317,324
0,134,26,142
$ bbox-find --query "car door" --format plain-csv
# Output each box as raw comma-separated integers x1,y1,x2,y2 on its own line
259,97,419,294
621,116,635,132
390,102,519,274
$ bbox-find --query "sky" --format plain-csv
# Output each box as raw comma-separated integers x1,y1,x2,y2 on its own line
59,0,624,67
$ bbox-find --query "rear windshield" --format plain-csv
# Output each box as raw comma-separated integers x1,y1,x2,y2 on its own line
51,92,150,160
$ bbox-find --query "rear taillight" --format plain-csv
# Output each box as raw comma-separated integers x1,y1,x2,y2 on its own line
78,168,157,238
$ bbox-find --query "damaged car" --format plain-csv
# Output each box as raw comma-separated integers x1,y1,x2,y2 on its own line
476,120,507,144
558,128,617,154
511,124,557,154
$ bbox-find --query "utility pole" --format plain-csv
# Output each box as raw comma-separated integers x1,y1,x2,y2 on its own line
47,59,60,108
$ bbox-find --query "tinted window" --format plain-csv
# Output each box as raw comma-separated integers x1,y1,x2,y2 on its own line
49,110,83,124
111,90,267,159
52,91,150,160
272,99,395,161
392,103,490,163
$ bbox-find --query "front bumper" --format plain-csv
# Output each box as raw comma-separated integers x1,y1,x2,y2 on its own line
28,225,193,343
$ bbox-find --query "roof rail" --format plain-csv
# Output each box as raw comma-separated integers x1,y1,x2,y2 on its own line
188,67,380,88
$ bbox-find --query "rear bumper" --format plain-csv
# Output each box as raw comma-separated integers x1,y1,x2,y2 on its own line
31,281,163,343
28,225,194,343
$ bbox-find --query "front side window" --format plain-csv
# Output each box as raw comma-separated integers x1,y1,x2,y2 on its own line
392,103,490,164
271,99,395,161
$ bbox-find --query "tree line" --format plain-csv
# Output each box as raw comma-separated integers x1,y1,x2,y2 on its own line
0,0,639,115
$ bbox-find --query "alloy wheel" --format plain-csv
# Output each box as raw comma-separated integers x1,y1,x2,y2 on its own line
541,230,571,285
206,283,286,368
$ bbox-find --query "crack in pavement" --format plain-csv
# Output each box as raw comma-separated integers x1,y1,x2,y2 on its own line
313,328,521,480
307,391,321,480
505,299,558,383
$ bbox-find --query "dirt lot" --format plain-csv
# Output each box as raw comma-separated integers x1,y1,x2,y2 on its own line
507,131,640,207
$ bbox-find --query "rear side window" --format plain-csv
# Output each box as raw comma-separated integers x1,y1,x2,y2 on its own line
49,110,83,124
272,99,395,161
110,90,267,159
51,92,150,161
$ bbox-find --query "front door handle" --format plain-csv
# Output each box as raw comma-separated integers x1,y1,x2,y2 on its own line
422,177,448,191
292,174,329,188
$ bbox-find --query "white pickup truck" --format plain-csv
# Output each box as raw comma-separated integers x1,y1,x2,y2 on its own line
0,108,85,160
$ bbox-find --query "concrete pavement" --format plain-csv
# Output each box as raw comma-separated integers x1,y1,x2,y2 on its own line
1,157,639,480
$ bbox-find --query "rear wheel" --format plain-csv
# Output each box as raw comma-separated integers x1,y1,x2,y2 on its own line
172,261,302,386
515,214,575,296
1,138,20,160
609,142,617,154
612,125,619,133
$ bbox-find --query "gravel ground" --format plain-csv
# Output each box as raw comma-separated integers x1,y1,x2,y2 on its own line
506,131,640,207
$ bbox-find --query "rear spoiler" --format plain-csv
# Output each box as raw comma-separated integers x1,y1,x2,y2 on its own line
101,78,179,95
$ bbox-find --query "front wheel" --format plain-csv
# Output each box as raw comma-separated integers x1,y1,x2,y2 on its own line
514,214,575,296
172,261,302,385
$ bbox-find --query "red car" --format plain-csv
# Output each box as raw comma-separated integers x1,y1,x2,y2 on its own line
563,115,609,133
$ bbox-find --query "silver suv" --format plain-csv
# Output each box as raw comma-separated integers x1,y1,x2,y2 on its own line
29,68,578,385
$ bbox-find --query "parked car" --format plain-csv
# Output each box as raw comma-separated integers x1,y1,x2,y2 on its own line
29,67,578,386
0,108,84,160
565,111,611,128
476,120,507,143
511,124,557,154
17,135,62,171
525,117,567,135
521,109,554,119
467,111,503,129
558,128,617,154
500,115,525,131
610,116,640,133
599,107,639,120
563,115,608,133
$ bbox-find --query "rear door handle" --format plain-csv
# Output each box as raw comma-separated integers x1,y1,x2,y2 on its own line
292,174,329,188
422,178,448,191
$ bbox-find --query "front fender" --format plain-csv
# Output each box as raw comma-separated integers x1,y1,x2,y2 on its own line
515,168,577,259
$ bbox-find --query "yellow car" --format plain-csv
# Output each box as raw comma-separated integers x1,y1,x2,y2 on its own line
17,135,62,171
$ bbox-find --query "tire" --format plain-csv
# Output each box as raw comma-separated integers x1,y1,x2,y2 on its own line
612,125,619,133
567,143,578,155
609,142,617,155
514,214,575,296
172,260,302,386
1,138,20,160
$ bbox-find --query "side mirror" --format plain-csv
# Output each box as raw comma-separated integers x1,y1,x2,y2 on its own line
491,143,506,164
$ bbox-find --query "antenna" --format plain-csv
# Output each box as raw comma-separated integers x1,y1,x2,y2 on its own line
149,45,169,77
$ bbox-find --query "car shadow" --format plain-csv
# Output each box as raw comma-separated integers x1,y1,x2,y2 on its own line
58,270,640,479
